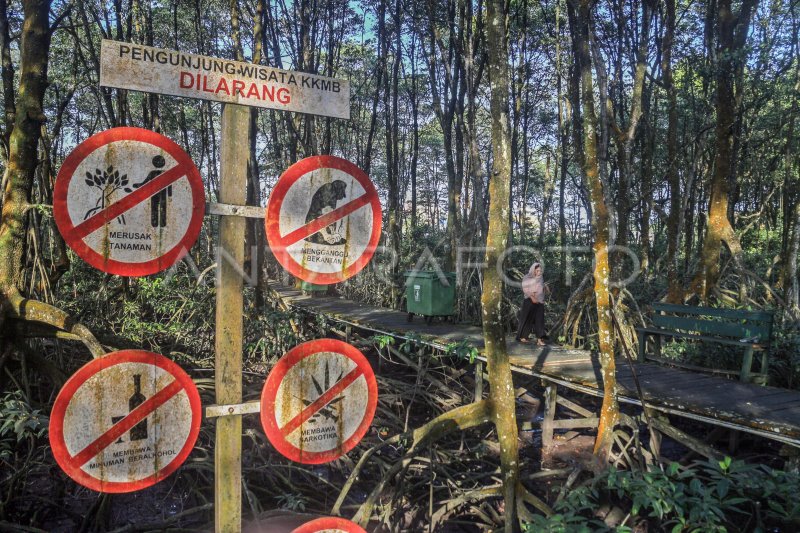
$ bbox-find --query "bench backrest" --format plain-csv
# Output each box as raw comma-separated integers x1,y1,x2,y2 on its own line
651,303,774,344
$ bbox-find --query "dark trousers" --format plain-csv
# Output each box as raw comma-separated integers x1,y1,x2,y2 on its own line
516,299,545,340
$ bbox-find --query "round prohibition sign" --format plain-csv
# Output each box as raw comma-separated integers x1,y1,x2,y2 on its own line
49,350,201,493
53,127,204,276
260,339,378,464
292,517,367,533
265,156,382,285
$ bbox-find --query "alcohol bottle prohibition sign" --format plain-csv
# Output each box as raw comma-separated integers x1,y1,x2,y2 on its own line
53,127,205,277
49,350,201,493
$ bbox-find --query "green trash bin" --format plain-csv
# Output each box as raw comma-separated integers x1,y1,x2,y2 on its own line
404,271,456,324
300,280,327,296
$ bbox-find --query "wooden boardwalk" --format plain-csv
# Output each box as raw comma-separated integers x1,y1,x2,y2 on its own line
271,283,800,448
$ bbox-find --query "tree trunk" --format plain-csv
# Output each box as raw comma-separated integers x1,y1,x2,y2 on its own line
690,0,757,301
484,0,519,528
0,0,102,357
663,0,682,302
572,0,618,461
0,0,15,156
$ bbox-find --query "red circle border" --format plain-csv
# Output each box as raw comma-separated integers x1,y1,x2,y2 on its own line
265,155,382,285
48,350,202,494
53,127,205,277
260,339,378,465
291,517,367,533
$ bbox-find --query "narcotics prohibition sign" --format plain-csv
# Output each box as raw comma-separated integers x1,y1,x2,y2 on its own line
53,127,204,276
292,517,367,533
265,156,382,285
260,339,378,464
49,350,201,493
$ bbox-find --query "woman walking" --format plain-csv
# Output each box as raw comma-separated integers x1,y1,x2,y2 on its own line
516,263,547,346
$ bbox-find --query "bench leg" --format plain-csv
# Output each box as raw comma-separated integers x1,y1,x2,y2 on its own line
654,335,662,359
637,331,647,362
740,346,754,382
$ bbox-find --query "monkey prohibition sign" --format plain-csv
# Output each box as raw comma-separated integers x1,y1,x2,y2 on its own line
49,350,201,493
265,156,382,285
53,127,205,276
291,517,367,533
260,339,378,464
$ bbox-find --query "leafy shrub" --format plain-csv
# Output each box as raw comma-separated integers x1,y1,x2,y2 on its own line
0,391,48,463
525,457,800,532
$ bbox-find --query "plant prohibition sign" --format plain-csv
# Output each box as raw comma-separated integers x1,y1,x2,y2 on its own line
53,127,205,276
260,339,378,464
265,155,382,284
291,517,367,533
49,350,201,493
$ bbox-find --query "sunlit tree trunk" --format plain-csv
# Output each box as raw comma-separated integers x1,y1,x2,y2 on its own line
690,0,757,301
571,0,618,460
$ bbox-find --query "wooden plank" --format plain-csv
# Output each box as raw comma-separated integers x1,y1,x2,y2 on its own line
100,40,350,119
651,315,769,340
637,327,769,347
652,303,774,322
551,417,599,429
214,104,249,533
617,372,722,391
556,395,594,418
542,384,557,446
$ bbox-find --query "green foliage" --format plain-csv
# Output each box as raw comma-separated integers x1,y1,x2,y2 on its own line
274,492,308,512
0,391,48,463
525,458,800,532
399,333,424,355
444,340,479,363
371,334,395,349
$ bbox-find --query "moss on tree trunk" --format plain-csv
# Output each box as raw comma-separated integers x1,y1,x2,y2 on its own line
485,0,520,529
572,0,618,461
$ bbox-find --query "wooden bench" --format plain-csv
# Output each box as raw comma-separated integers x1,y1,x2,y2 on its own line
636,303,774,383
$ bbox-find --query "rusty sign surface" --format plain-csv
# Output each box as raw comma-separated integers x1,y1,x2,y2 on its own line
265,156,382,285
99,39,350,119
260,339,377,464
53,127,204,276
291,517,367,533
49,350,201,493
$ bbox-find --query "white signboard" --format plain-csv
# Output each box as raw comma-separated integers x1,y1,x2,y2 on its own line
53,127,205,277
260,339,378,465
265,156,382,285
49,350,201,493
99,39,350,119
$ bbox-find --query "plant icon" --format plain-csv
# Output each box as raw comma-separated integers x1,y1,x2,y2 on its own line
83,165,129,224
298,361,345,425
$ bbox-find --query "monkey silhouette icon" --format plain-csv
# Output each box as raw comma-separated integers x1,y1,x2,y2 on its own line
305,180,348,245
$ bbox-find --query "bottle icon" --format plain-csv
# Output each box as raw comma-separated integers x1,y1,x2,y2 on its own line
128,374,148,441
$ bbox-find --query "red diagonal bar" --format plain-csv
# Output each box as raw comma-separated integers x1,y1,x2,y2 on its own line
69,165,188,240
70,379,183,467
277,194,372,247
280,367,363,437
